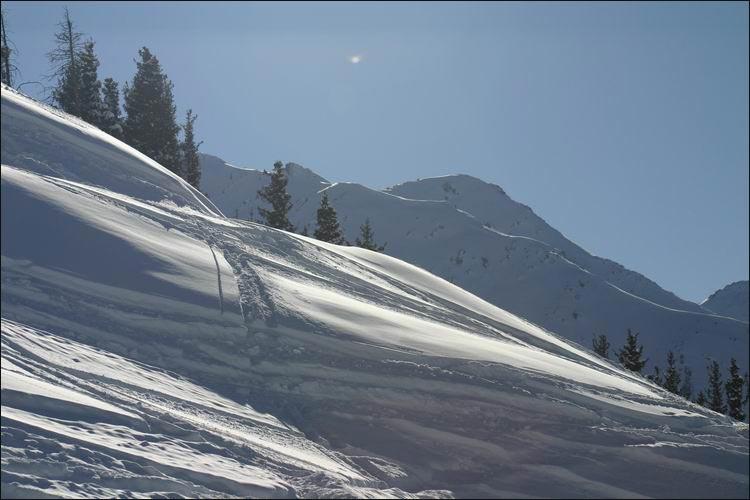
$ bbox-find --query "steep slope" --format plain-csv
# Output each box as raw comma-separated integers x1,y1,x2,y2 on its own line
703,281,750,323
386,175,704,313
2,86,748,498
199,155,749,388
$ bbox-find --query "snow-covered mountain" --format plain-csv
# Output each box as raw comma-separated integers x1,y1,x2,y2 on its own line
200,154,749,388
2,86,748,498
703,281,750,323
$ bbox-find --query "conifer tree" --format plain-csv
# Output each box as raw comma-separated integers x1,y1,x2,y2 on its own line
725,358,746,421
706,360,726,414
78,40,105,126
648,366,662,386
695,390,706,407
123,47,180,175
180,109,202,189
663,351,681,395
1,6,16,86
314,191,345,244
355,218,385,252
300,225,309,237
100,78,123,139
257,161,295,231
679,365,693,401
617,329,647,373
48,7,83,116
592,334,610,359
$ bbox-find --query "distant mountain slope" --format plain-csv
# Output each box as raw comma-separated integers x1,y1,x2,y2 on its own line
3,86,748,498
703,281,749,322
199,154,749,388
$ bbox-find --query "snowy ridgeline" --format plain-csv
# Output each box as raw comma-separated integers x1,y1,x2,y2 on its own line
703,281,750,323
1,85,749,498
199,154,750,391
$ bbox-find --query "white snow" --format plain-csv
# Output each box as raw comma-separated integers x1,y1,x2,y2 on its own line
198,153,749,392
2,84,748,498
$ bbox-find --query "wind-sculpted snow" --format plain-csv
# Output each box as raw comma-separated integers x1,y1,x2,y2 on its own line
1,86,748,498
200,154,749,392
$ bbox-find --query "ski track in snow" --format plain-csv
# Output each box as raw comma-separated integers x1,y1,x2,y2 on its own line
1,84,749,498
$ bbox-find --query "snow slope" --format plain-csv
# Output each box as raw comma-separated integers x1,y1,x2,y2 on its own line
199,155,749,389
2,85,749,498
702,281,750,323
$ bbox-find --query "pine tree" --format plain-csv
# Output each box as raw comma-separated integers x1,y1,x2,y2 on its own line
1,5,17,86
648,366,662,386
123,47,181,175
662,351,681,395
77,40,105,126
257,161,295,231
706,360,726,414
679,365,693,400
180,109,202,189
591,334,610,359
100,78,123,139
300,225,309,236
355,218,385,251
695,390,706,407
617,329,647,373
314,192,345,244
48,7,84,116
725,358,745,421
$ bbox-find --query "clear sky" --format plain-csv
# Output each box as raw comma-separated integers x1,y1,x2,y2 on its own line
3,1,748,303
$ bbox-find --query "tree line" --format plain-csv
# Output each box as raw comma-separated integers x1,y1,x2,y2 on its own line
1,7,202,190
592,330,749,421
256,162,386,251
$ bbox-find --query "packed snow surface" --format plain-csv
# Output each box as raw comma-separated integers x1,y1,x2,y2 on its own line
2,85,749,498
200,154,749,392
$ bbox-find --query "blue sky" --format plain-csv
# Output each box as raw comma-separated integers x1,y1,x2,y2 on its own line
3,1,748,303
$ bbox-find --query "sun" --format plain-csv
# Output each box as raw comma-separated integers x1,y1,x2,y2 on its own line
349,55,362,64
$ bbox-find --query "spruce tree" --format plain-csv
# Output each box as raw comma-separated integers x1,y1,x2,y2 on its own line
695,390,706,407
679,366,693,401
592,334,610,359
648,366,662,386
314,191,345,244
257,161,295,231
1,5,16,86
123,47,181,175
355,218,385,251
706,360,726,414
662,351,681,395
725,358,745,421
617,329,647,373
78,40,105,126
180,109,202,189
48,7,83,116
100,78,123,139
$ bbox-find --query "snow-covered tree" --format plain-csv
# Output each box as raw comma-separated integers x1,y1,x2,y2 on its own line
180,109,202,189
662,351,681,395
100,78,123,139
725,358,745,421
257,161,294,231
355,218,385,252
123,47,180,175
617,329,647,374
314,191,344,244
648,366,662,386
592,334,610,359
706,360,726,414
48,7,84,116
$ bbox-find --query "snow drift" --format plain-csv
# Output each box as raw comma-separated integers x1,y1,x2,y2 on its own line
2,85,748,498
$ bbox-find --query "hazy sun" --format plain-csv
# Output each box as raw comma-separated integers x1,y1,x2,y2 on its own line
350,55,362,64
